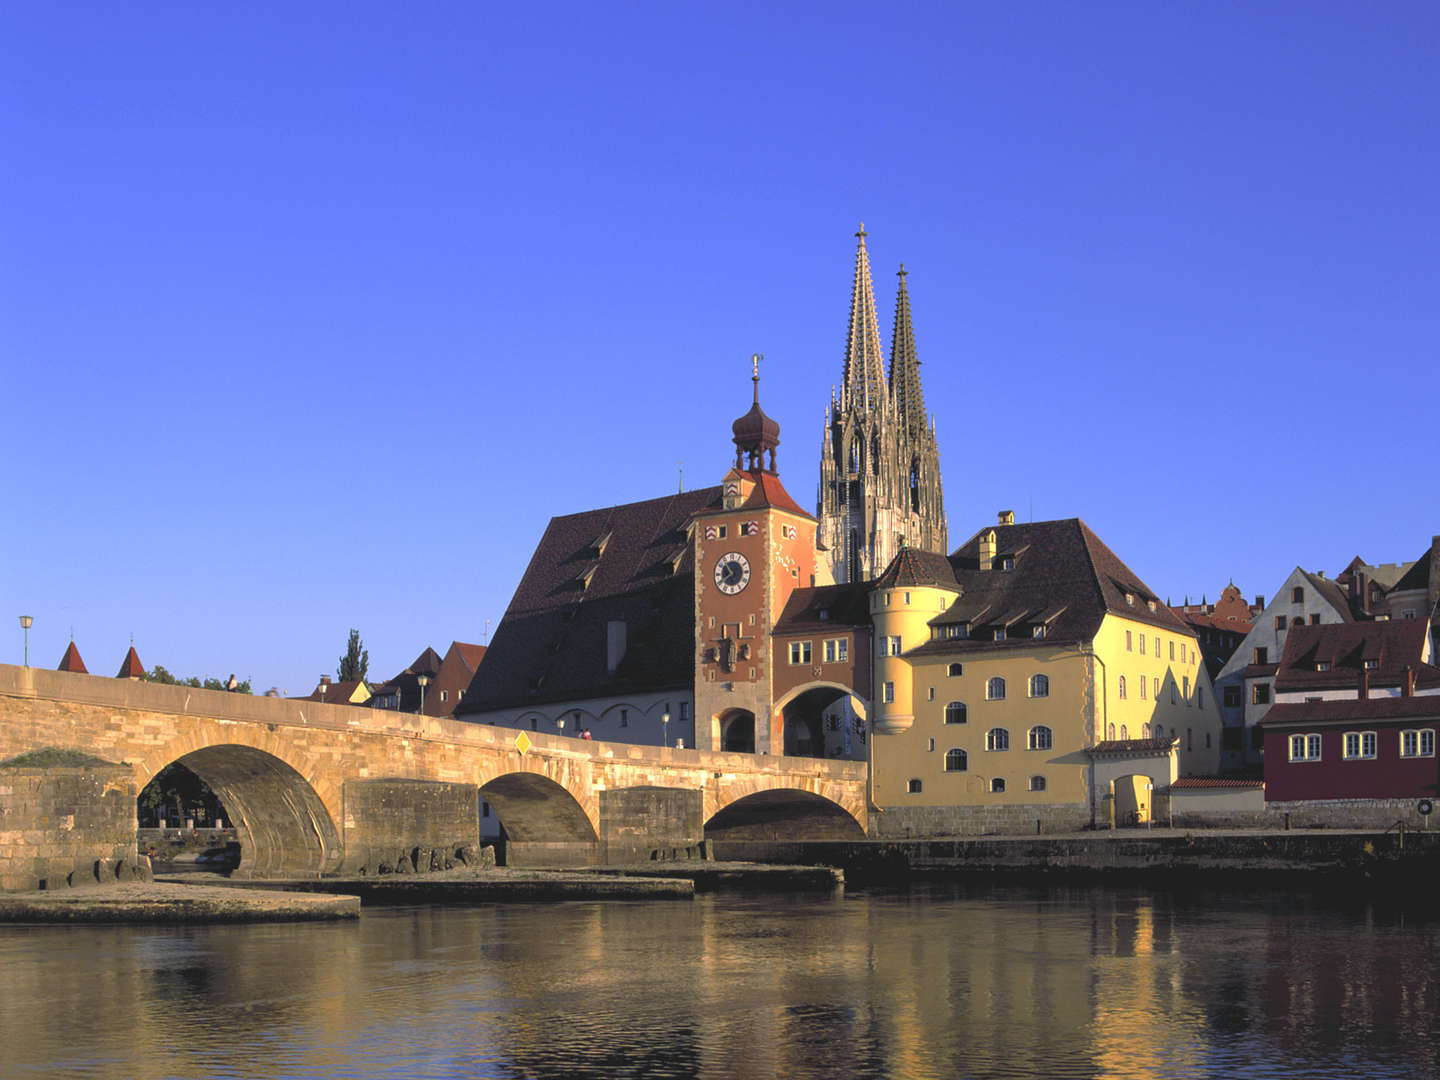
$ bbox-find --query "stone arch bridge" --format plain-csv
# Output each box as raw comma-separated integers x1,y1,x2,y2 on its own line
0,666,866,889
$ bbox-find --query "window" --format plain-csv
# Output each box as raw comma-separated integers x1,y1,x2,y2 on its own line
1315,661,1331,672
1118,675,1127,700
823,638,848,663
1364,658,1379,670
945,748,967,772
947,662,963,677
680,702,689,721
788,641,812,665
887,635,903,656
1152,676,1159,699
986,727,1010,751
1170,684,1177,705
1343,732,1377,760
945,701,968,725
1154,637,1161,658
1183,677,1190,703
740,521,757,536
1030,775,1047,792
1126,630,1133,651
1029,674,1049,698
718,525,727,539
1186,727,1192,750
1169,641,1175,661
1310,613,1321,625
1400,730,1436,757
1253,684,1270,705
991,777,1006,793
992,626,1007,642
1107,723,1116,740
1275,616,1286,631
619,709,629,727
1001,556,1014,571
1402,608,1418,621
1032,625,1046,638
1292,586,1304,603
1125,593,1135,606
927,738,935,751
1197,687,1204,709
986,677,1006,701
907,778,923,794
904,592,911,605
1289,733,1322,761
1140,676,1147,701
1253,646,1268,665
1120,724,1129,740
1224,686,1241,708
881,681,895,704
1139,634,1146,655
1028,725,1052,751
927,687,935,701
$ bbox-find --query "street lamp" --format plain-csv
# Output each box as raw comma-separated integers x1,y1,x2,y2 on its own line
661,710,670,748
416,674,430,713
19,615,32,667
557,716,567,736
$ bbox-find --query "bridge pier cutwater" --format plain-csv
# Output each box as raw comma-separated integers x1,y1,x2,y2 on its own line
0,665,866,891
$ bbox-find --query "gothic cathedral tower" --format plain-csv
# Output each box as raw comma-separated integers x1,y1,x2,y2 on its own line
818,225,947,583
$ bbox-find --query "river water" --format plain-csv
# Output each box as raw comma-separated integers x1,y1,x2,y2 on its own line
1,882,1435,1080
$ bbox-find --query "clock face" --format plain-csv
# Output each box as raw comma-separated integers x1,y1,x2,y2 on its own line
713,551,752,595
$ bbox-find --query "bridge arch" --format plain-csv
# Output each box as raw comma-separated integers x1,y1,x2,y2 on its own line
705,788,865,843
150,743,342,878
480,767,599,866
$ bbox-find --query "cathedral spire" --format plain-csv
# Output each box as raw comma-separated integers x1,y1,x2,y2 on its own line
888,262,926,435
842,223,888,410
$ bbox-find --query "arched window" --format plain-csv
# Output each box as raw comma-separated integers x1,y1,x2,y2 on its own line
990,777,1006,793
1118,675,1127,700
849,439,862,474
910,459,921,512
986,727,1009,751
947,662,963,677
1029,674,1049,698
1107,723,1116,740
1028,725,1052,751
907,778,923,794
1029,775,1047,792
1120,724,1129,740
944,701,967,725
986,676,1006,701
945,748,967,772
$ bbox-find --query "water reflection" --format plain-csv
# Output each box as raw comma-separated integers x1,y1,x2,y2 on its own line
0,884,1435,1079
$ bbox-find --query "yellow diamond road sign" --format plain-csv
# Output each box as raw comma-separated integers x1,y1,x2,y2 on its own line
514,731,533,755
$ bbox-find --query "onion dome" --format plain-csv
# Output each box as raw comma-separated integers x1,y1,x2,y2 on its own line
732,354,781,472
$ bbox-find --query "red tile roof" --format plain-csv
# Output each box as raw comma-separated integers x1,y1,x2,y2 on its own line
116,646,144,679
739,470,812,519
1274,620,1439,693
57,641,88,674
1088,737,1176,756
1261,696,1440,727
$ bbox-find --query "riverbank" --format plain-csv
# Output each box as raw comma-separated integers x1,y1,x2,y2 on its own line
211,865,696,902
712,828,1440,887
0,879,360,923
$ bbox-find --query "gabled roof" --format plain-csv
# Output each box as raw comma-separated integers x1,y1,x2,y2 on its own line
1297,569,1353,621
773,583,872,635
453,642,487,670
908,519,1187,659
57,641,88,674
456,486,721,715
403,646,444,678
1274,620,1440,693
116,646,144,679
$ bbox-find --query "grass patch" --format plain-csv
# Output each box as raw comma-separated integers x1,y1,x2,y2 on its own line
0,747,119,769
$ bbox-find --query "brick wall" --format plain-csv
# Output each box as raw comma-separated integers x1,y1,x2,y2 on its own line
0,766,147,891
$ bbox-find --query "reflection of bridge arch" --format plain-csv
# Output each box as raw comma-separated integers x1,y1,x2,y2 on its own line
146,742,342,878
705,788,865,842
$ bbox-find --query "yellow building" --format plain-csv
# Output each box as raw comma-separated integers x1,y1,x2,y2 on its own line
870,514,1222,836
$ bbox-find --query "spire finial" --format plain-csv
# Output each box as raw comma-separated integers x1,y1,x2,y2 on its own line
856,221,867,242
897,261,907,279
751,352,763,403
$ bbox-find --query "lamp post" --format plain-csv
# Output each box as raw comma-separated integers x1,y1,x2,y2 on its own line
416,674,429,714
19,615,32,667
662,710,670,748
557,716,567,737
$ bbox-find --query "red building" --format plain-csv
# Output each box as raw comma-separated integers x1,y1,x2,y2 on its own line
1262,620,1440,802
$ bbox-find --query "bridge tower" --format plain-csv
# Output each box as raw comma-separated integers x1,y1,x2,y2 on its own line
693,359,826,755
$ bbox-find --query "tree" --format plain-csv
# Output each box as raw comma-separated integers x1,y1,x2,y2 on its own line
339,629,369,682
145,666,252,694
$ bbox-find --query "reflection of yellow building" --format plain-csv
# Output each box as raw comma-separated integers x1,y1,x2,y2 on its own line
871,515,1223,835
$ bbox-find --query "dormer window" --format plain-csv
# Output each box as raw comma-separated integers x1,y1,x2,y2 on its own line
591,531,613,558
1125,593,1135,606
818,609,830,621
1001,556,1014,572
1147,599,1157,612
1032,625,1045,639
1315,661,1331,672
993,627,1006,642
1364,659,1379,670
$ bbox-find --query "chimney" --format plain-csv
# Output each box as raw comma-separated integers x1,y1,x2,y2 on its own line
978,529,996,572
1405,666,1415,698
998,510,1015,525
1360,670,1369,701
1255,595,1265,610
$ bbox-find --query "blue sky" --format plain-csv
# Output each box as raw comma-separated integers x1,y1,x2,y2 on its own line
3,4,1436,695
